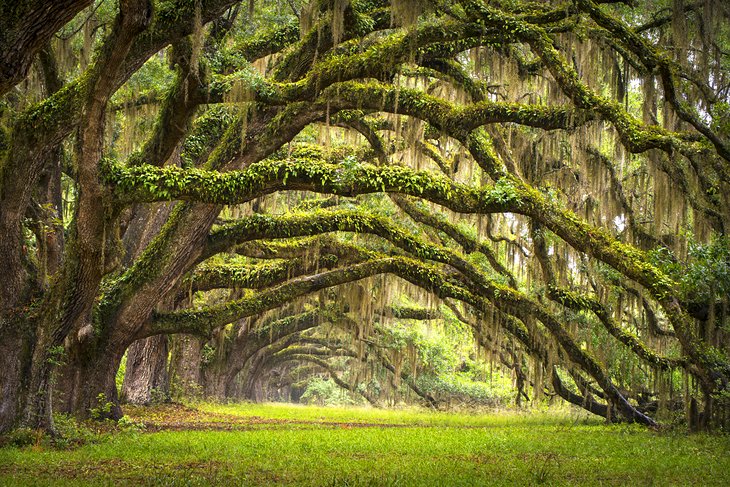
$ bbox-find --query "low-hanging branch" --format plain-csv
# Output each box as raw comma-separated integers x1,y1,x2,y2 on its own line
147,258,408,338
188,260,301,293
379,305,442,321
159,235,657,424
391,195,518,288
531,225,684,372
231,235,376,264
188,250,365,293
107,153,679,308
197,303,343,400
103,156,511,211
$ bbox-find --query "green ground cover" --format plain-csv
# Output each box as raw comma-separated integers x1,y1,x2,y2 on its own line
1,403,728,486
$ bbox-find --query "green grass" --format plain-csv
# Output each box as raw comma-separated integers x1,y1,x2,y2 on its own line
196,401,564,427
1,403,729,486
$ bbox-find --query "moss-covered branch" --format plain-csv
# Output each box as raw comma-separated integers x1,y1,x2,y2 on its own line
576,0,730,163
463,0,713,161
391,195,517,288
126,39,207,168
103,155,512,212
148,258,401,336
380,305,442,321
190,248,366,292
220,19,300,73
189,261,299,292
531,225,684,371
323,81,595,141
230,235,375,264
107,146,680,312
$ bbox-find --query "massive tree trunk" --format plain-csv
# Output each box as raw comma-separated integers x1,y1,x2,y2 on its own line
20,0,152,430
0,0,92,96
117,203,177,405
239,350,268,402
0,319,34,433
54,335,127,421
121,335,170,405
68,350,126,421
200,334,230,401
168,335,204,399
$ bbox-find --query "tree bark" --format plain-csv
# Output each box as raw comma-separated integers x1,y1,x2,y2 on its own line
121,335,170,405
21,0,153,430
168,335,204,399
55,341,126,420
0,0,92,96
117,202,176,405
0,318,34,432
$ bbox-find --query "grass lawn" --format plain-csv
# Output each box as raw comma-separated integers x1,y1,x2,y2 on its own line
1,403,729,486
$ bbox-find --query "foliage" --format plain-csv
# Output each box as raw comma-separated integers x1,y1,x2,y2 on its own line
48,413,99,449
89,393,114,421
1,428,41,449
416,372,514,407
300,377,360,406
115,353,127,397
680,236,730,303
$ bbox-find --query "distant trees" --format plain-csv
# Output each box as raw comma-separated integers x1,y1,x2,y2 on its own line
1,0,730,433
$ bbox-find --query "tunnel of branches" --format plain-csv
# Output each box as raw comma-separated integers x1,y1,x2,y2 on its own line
1,0,730,433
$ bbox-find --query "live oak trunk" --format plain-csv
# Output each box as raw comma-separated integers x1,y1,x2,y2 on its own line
168,335,204,399
121,335,170,405
0,317,34,433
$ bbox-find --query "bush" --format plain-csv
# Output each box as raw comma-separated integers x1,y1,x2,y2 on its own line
118,415,146,432
149,387,170,405
51,413,97,448
3,427,40,448
90,393,111,419
300,377,359,406
416,372,513,408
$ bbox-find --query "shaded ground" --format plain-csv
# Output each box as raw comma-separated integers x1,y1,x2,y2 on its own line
1,403,729,486
123,403,410,431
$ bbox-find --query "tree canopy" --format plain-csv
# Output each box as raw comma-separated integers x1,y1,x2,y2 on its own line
1,0,729,433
